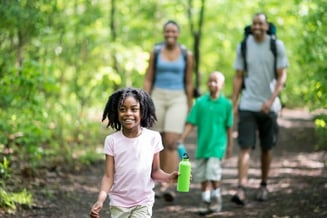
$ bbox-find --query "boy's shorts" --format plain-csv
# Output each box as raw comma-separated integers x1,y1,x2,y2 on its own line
238,110,278,150
110,204,152,218
194,158,222,183
151,88,187,134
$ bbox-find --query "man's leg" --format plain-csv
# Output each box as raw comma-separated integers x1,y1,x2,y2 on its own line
231,110,256,205
256,111,277,201
238,148,251,187
261,148,272,184
232,148,251,204
256,148,272,201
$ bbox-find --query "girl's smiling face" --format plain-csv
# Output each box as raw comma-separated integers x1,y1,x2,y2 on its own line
118,96,141,133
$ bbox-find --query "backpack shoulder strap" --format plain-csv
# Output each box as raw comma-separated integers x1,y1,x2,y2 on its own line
179,44,188,59
267,22,278,78
153,42,164,67
241,25,251,73
241,38,247,73
270,35,277,79
151,43,164,90
240,25,251,89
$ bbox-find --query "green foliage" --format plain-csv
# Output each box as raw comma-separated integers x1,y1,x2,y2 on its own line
0,157,11,183
297,0,327,110
0,59,59,168
0,188,32,213
314,114,327,150
0,0,327,212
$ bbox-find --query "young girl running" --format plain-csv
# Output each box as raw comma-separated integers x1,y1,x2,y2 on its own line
90,87,178,218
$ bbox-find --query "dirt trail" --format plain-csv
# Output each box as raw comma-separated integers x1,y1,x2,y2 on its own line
2,109,327,218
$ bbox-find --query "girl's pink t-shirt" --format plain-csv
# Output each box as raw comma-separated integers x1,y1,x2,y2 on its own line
104,128,163,207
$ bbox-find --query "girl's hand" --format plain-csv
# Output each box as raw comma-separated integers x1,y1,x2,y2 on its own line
168,171,179,183
169,171,192,183
90,201,103,218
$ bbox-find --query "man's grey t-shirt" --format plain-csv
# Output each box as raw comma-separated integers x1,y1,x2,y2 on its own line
234,34,288,113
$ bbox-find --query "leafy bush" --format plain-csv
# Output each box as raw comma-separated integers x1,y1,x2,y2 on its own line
0,189,32,214
314,114,327,150
0,157,11,185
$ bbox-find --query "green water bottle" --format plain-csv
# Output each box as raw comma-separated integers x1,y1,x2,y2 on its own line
177,153,191,192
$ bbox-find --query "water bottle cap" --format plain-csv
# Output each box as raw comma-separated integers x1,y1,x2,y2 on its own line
182,153,189,159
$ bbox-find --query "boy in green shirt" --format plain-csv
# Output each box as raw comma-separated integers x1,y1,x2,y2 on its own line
179,71,233,215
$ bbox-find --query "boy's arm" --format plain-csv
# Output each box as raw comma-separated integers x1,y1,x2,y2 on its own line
225,127,233,159
179,123,194,144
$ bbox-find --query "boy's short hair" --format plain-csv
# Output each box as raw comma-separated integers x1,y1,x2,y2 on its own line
212,71,225,82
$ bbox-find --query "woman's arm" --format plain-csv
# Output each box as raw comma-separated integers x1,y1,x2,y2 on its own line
185,51,194,110
143,51,156,93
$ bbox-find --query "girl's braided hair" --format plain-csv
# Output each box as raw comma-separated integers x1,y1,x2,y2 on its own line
102,87,157,130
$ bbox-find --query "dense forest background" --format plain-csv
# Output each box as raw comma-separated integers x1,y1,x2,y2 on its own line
0,0,326,211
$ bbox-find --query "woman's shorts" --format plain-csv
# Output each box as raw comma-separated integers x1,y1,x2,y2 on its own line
151,88,188,134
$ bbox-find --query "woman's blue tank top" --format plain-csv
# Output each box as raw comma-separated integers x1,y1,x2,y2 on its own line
154,52,185,90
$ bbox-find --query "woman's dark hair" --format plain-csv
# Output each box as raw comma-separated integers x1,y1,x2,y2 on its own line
163,20,180,32
102,87,157,130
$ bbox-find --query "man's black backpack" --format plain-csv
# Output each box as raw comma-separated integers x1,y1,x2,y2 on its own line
240,22,277,89
240,22,285,108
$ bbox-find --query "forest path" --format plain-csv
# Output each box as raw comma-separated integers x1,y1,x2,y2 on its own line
2,109,326,218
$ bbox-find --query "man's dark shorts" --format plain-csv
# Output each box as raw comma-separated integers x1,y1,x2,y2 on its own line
238,110,278,150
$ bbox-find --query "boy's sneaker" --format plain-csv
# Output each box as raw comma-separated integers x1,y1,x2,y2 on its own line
256,186,268,201
198,201,211,216
210,193,222,212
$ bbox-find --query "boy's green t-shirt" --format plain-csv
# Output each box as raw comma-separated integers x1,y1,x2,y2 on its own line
186,93,233,159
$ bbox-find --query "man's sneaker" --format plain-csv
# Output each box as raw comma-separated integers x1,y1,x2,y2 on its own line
210,193,222,212
256,186,268,201
198,201,211,216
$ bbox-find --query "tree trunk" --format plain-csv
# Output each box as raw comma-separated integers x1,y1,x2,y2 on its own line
110,0,120,89
187,0,205,97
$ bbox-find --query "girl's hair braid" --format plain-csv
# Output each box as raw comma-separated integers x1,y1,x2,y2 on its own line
102,87,157,130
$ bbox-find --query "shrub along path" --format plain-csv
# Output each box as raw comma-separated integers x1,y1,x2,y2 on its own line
1,109,326,218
